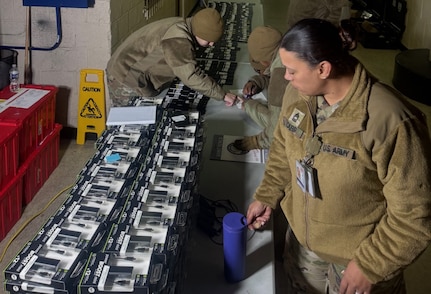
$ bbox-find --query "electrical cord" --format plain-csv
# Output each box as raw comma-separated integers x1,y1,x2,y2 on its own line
0,184,73,263
196,194,255,245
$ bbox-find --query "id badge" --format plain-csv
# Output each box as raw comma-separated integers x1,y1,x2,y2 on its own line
295,160,307,192
304,164,320,198
296,160,321,198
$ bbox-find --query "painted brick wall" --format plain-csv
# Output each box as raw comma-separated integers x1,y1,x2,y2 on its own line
0,0,111,127
0,0,179,128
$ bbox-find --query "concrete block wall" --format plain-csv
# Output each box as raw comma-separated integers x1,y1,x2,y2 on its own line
0,0,112,128
0,0,181,128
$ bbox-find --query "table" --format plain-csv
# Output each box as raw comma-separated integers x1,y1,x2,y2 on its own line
182,1,275,291
182,61,275,293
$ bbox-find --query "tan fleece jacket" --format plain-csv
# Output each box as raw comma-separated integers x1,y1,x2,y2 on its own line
106,17,225,100
254,63,431,283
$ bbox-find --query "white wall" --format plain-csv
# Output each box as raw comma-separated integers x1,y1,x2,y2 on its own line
0,0,111,127
0,0,192,128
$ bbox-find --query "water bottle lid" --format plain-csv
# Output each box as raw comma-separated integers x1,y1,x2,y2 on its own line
223,212,247,232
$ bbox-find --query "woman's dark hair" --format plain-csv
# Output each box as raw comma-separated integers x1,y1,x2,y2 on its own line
280,18,358,78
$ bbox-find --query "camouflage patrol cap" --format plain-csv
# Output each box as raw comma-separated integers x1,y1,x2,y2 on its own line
192,8,224,43
248,26,282,62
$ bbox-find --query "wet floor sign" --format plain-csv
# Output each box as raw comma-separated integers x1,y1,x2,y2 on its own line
77,69,106,144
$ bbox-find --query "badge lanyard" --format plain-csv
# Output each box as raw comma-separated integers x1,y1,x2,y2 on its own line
295,101,322,198
304,135,322,165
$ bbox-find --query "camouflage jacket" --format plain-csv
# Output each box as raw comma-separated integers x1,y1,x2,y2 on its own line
244,53,288,148
106,17,225,100
254,63,431,284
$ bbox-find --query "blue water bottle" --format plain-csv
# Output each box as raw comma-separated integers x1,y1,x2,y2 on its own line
223,212,247,283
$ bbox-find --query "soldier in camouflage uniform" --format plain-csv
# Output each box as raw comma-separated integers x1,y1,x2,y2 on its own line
106,8,237,107
247,19,431,294
234,26,289,151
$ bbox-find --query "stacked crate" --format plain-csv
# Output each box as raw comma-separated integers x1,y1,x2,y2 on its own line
0,85,61,241
0,125,23,240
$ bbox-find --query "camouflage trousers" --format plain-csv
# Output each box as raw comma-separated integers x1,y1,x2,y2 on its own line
106,73,162,107
245,100,281,149
106,74,140,107
282,227,406,294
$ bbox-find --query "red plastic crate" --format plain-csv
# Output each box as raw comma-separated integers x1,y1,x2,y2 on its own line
0,125,21,191
0,85,57,165
20,123,62,206
0,168,24,241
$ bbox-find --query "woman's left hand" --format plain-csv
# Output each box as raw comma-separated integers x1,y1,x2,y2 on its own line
339,260,372,294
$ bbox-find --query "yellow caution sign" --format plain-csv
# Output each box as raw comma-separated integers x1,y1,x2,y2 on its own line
76,69,106,144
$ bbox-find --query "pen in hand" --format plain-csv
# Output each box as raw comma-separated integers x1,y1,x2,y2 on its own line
244,84,256,99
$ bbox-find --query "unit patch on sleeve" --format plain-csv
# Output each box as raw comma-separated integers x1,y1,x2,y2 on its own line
288,108,305,127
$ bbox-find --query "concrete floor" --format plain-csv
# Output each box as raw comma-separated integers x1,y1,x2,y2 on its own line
1,0,431,293
0,137,96,294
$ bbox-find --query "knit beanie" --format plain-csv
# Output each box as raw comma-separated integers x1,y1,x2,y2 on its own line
191,8,224,43
247,26,282,62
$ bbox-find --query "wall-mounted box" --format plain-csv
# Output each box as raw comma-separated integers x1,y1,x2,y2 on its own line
23,0,94,8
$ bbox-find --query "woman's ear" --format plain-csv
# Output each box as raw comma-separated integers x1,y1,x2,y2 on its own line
319,61,332,79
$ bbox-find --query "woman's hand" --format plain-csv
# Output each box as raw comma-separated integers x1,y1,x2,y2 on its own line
339,260,372,294
246,200,272,230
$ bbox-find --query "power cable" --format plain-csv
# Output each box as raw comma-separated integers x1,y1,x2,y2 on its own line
0,184,73,263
